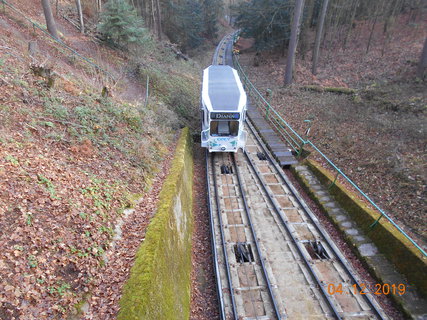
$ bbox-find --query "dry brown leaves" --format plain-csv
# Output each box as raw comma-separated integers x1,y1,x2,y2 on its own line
0,5,176,319
83,145,175,320
237,14,426,244
190,145,220,320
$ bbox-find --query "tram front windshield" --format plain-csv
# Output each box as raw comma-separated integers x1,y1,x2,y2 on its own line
210,120,239,136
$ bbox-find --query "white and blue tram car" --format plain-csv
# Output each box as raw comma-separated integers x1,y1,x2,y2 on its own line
201,65,247,152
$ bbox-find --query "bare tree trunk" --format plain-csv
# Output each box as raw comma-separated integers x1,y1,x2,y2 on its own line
145,0,151,27
135,0,143,17
312,0,329,75
383,0,397,34
284,0,305,85
299,0,315,60
145,0,153,30
150,0,157,36
326,2,344,60
366,11,378,54
155,0,162,40
41,0,59,39
417,37,427,79
407,0,422,23
366,0,386,54
342,0,359,50
75,0,84,33
381,0,401,56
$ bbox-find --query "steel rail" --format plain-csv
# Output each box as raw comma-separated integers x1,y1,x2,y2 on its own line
211,153,239,320
209,33,282,319
230,153,283,320
206,33,240,320
212,34,230,65
205,150,227,320
205,33,241,320
245,119,386,320
243,147,342,319
222,153,262,320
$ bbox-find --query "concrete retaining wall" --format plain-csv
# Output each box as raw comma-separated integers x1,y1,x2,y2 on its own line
301,159,427,299
118,128,193,320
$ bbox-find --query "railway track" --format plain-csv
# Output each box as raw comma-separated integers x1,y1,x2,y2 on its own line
206,33,389,320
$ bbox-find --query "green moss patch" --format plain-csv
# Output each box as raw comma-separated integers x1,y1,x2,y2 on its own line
118,128,194,320
292,159,427,299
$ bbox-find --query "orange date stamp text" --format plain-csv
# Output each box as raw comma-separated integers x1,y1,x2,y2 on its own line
327,283,406,296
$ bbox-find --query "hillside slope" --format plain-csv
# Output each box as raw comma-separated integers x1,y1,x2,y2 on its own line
0,1,201,318
236,14,426,244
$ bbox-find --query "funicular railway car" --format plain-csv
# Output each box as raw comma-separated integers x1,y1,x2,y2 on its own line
201,65,247,152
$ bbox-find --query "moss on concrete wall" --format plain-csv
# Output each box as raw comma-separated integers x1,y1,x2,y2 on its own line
302,159,427,298
118,128,193,320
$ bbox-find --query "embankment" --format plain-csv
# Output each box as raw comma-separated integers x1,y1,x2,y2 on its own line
118,128,194,320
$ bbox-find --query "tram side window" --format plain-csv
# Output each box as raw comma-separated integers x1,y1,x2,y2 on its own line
210,121,239,136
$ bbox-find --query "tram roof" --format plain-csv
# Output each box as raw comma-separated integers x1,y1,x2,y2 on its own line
202,65,246,113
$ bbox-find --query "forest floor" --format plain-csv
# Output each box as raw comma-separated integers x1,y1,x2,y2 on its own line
0,0,425,318
0,0,200,319
236,14,426,247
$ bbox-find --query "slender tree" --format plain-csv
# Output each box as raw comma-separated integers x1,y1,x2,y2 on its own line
342,0,359,50
155,0,162,40
233,0,293,51
381,0,402,56
324,1,343,59
41,0,59,39
284,0,305,85
417,36,427,79
366,0,385,54
311,0,329,75
134,0,161,40
75,0,84,33
299,0,315,60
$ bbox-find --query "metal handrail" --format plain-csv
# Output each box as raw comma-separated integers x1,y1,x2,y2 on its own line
232,52,427,258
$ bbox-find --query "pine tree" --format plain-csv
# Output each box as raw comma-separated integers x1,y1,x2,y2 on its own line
202,0,221,39
98,0,148,48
